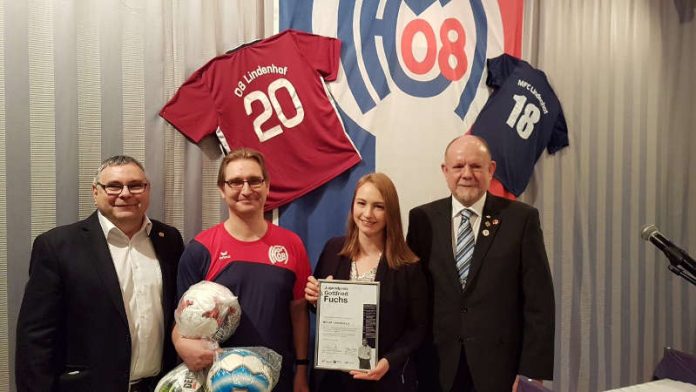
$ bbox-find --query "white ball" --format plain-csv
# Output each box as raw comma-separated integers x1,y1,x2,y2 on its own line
207,347,282,392
175,281,241,342
154,362,209,392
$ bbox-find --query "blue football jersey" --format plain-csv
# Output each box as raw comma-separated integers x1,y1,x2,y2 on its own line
471,54,568,196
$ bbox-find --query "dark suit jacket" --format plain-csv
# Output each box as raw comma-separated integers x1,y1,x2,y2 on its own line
407,194,555,392
312,237,427,391
15,211,184,392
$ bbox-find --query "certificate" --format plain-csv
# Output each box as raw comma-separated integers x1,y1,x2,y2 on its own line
314,279,380,371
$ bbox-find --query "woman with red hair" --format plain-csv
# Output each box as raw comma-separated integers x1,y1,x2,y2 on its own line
305,172,427,391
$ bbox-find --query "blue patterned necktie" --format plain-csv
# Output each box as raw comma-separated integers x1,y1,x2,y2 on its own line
455,209,475,288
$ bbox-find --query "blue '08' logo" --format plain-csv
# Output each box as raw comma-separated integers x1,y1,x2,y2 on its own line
280,0,489,119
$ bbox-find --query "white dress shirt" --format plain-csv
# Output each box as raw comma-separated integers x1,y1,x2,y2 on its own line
97,212,164,381
450,193,487,254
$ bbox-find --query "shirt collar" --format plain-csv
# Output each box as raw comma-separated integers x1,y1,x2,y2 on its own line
97,210,152,239
451,192,487,219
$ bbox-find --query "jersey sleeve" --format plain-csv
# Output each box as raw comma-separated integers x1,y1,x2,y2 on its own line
547,109,569,153
176,239,212,300
486,53,519,88
159,67,219,143
289,30,341,81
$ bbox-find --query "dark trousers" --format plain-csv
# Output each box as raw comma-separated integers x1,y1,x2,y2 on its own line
451,346,476,392
129,376,157,392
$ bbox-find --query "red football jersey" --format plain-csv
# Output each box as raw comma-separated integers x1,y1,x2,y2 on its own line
160,30,361,210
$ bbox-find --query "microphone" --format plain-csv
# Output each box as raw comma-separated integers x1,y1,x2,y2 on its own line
641,224,696,279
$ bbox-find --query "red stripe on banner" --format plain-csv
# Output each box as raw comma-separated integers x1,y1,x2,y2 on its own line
489,178,516,200
498,0,524,57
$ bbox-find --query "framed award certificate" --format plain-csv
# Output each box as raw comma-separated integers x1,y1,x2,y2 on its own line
314,279,380,371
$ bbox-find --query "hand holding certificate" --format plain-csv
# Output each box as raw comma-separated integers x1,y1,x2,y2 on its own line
314,279,380,371
303,173,425,390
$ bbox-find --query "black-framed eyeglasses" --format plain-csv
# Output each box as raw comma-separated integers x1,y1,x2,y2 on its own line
96,182,148,195
224,177,265,189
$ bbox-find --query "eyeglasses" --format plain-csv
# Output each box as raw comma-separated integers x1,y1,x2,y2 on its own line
224,177,265,189
97,182,148,195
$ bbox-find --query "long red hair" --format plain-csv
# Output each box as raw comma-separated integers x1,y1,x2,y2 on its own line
339,172,418,269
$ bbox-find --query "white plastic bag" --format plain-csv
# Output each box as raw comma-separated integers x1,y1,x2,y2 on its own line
175,281,241,342
154,362,209,392
207,347,282,392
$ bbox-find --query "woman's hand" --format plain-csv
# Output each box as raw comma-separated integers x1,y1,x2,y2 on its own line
304,275,333,305
349,358,390,381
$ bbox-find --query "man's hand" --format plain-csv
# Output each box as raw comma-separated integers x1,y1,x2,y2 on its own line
173,325,216,371
176,337,216,371
293,366,309,392
349,358,390,381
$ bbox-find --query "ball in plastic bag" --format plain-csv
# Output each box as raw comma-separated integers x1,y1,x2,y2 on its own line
207,347,282,392
175,280,241,342
154,362,209,392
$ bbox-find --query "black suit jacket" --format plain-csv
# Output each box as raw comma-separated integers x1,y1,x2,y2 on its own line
312,237,427,391
407,194,555,392
15,211,184,392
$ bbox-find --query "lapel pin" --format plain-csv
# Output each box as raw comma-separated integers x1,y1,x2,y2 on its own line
158,232,165,237
482,229,490,237
486,215,491,219
484,221,491,227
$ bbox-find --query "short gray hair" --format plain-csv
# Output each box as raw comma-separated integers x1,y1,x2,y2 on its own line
93,155,146,185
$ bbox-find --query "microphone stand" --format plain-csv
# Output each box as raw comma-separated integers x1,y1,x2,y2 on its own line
667,265,696,286
664,248,696,287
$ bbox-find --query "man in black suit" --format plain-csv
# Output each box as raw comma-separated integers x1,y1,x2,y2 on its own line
15,155,184,392
407,135,555,392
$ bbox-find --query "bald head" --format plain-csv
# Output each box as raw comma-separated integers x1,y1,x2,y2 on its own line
441,135,496,206
444,135,492,161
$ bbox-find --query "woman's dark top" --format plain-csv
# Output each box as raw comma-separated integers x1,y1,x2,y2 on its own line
311,237,427,392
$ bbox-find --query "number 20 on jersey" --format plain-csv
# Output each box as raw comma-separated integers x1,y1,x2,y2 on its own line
244,78,304,142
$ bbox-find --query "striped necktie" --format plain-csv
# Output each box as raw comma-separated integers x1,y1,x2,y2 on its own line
455,209,475,288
